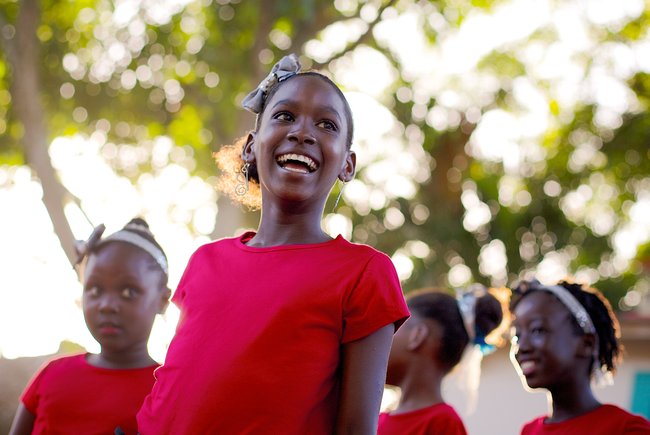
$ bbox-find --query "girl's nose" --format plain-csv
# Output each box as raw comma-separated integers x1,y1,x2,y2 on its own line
288,121,316,145
98,294,120,313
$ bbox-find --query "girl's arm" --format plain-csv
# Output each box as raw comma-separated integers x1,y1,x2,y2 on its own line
335,323,395,435
8,403,35,435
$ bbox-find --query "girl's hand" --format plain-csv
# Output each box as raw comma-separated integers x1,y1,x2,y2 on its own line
336,323,395,435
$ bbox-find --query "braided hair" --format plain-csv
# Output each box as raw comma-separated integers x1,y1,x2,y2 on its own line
407,288,504,372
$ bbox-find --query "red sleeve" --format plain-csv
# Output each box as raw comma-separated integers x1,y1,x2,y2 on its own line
20,361,50,414
170,247,201,308
341,252,409,343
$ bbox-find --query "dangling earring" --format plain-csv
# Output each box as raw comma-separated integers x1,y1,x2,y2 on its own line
333,179,346,210
235,162,250,196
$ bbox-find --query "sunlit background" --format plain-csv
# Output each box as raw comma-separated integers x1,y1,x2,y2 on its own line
1,0,650,431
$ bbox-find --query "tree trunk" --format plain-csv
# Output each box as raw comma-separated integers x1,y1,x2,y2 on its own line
7,0,77,265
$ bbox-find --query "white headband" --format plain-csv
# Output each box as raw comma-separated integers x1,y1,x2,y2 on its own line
99,224,168,276
540,285,612,386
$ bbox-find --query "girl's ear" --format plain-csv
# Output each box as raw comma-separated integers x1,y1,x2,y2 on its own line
242,132,256,164
577,332,597,359
406,322,430,351
338,150,356,182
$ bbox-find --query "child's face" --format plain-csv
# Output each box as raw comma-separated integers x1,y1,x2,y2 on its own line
82,242,167,354
246,75,355,208
510,291,585,391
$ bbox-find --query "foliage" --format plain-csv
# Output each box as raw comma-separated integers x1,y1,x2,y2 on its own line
1,0,649,311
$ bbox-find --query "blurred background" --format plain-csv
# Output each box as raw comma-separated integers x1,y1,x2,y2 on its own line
1,0,649,433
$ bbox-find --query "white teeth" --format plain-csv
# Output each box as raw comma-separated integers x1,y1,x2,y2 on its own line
520,361,535,372
277,153,317,171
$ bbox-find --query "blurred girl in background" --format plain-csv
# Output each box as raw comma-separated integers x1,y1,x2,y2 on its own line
510,279,650,434
9,218,170,435
378,286,505,435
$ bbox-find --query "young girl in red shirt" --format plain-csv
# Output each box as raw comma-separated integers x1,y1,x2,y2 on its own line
510,279,650,434
378,287,504,435
136,54,409,434
9,218,170,435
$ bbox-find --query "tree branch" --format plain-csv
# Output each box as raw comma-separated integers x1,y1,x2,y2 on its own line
0,9,17,65
9,0,78,265
312,0,398,69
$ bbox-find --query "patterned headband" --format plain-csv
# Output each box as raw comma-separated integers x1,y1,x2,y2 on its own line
541,285,597,335
241,53,302,114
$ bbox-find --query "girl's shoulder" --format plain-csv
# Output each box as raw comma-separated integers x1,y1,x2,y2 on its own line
39,353,87,372
597,405,650,429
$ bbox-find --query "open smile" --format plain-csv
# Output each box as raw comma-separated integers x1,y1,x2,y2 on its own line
276,153,319,174
518,360,536,377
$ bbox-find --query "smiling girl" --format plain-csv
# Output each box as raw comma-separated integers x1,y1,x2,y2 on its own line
510,279,650,435
9,218,170,435
136,54,409,434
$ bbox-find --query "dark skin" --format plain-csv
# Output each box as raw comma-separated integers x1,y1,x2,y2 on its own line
385,315,446,413
9,242,170,435
242,75,356,246
511,291,599,423
241,74,391,434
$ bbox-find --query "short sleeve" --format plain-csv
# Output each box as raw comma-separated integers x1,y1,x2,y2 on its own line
170,247,201,308
20,362,49,414
341,252,409,343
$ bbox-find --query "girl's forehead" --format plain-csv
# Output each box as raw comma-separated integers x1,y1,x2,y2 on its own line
86,242,152,271
513,291,568,320
267,75,347,112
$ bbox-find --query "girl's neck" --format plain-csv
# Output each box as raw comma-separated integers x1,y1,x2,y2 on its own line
547,380,600,423
394,364,445,414
251,203,330,246
89,344,156,369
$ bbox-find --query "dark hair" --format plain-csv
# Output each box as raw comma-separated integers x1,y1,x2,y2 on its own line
214,71,354,209
509,279,621,374
408,288,504,372
80,218,168,287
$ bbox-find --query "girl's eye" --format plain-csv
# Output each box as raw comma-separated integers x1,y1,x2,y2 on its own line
121,288,137,299
316,120,337,131
85,286,100,297
531,327,546,335
273,112,294,122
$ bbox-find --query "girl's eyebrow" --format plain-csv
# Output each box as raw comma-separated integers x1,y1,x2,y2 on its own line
271,99,341,122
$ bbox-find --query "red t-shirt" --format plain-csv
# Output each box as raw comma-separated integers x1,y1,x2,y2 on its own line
378,403,467,435
521,404,650,434
137,232,409,434
21,353,158,435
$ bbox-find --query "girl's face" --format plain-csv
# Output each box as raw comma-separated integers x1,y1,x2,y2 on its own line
82,242,167,355
244,75,355,209
510,291,586,391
